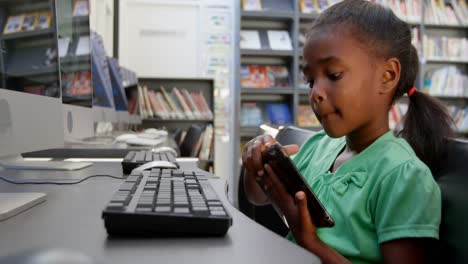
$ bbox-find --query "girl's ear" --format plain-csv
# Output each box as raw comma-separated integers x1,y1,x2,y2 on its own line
379,57,401,95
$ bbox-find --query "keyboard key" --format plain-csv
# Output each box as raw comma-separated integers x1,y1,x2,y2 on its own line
211,210,227,216
174,207,190,214
155,206,171,212
123,151,135,162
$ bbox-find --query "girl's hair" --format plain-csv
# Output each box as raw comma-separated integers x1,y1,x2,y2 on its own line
307,0,454,168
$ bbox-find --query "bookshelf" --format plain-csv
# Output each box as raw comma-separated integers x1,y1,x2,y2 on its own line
0,0,60,96
236,0,468,152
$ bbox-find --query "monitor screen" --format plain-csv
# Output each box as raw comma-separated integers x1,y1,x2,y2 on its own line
91,31,114,109
108,57,128,111
0,0,63,158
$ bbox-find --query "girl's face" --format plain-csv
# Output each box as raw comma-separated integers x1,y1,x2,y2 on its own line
303,28,388,138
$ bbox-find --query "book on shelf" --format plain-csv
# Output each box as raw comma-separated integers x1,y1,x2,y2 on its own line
241,65,290,88
423,66,468,97
21,13,37,31
300,0,316,13
423,0,468,25
181,89,203,119
3,15,24,34
199,125,214,160
388,103,409,130
76,36,91,56
297,105,320,127
173,88,195,119
58,37,70,58
241,102,263,127
128,98,138,114
73,0,89,17
137,86,213,120
36,12,52,30
373,0,422,23
70,71,92,95
240,30,262,50
448,105,468,132
315,0,330,13
242,0,262,11
422,35,468,61
24,85,46,96
266,103,292,125
267,30,292,51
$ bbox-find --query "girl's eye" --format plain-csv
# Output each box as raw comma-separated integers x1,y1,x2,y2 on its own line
328,72,342,81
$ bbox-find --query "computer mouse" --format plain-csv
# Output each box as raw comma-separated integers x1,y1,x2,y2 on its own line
126,137,164,146
152,146,178,157
0,248,95,264
144,128,168,136
115,134,138,142
134,161,178,171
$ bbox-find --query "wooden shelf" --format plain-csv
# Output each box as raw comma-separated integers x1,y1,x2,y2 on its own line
241,11,294,20
241,87,294,95
299,12,319,20
425,58,468,64
0,28,54,40
241,49,294,57
7,65,58,77
143,118,213,123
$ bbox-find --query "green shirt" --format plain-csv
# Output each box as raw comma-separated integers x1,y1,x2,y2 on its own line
288,130,441,264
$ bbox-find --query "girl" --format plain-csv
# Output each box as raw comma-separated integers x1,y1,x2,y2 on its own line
242,0,454,263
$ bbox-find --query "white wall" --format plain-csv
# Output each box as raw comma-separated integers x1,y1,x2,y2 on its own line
90,0,114,57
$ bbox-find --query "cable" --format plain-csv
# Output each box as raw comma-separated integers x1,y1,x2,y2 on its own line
0,174,124,185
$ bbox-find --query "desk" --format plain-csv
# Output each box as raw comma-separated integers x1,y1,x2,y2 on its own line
22,137,180,159
0,161,320,263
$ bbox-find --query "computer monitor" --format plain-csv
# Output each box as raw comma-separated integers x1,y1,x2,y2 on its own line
108,57,131,126
56,0,94,141
91,32,117,124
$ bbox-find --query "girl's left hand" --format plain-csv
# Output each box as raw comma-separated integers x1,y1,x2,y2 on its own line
263,163,321,248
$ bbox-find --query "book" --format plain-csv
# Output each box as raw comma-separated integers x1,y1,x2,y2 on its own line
24,85,46,95
300,0,316,13
297,105,320,127
242,0,262,11
3,15,24,34
70,71,92,95
266,66,290,87
182,89,203,119
241,102,263,127
196,92,214,119
161,86,184,119
315,0,329,12
266,103,292,125
143,86,154,117
73,0,89,16
36,12,52,30
173,87,195,119
267,30,292,51
240,30,261,50
241,65,270,88
75,36,91,56
21,13,37,31
199,125,213,160
137,85,146,118
58,37,71,58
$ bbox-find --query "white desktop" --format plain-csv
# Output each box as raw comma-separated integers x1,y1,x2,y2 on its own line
0,90,62,221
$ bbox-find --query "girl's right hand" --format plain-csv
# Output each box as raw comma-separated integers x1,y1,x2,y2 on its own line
241,135,300,205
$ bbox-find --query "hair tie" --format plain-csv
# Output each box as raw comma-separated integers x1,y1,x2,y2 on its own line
408,87,417,97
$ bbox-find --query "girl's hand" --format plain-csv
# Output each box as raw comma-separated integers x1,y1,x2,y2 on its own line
263,164,320,247
241,135,299,205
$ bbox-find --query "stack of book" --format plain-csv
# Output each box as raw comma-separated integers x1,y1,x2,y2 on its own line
240,30,293,51
372,0,422,23
241,102,292,127
424,0,468,26
299,0,343,14
423,36,468,60
131,86,213,120
448,106,468,132
240,65,290,88
297,105,320,127
423,66,468,97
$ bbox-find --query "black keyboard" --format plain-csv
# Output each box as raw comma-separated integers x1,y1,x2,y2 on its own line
122,150,178,174
102,168,232,236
